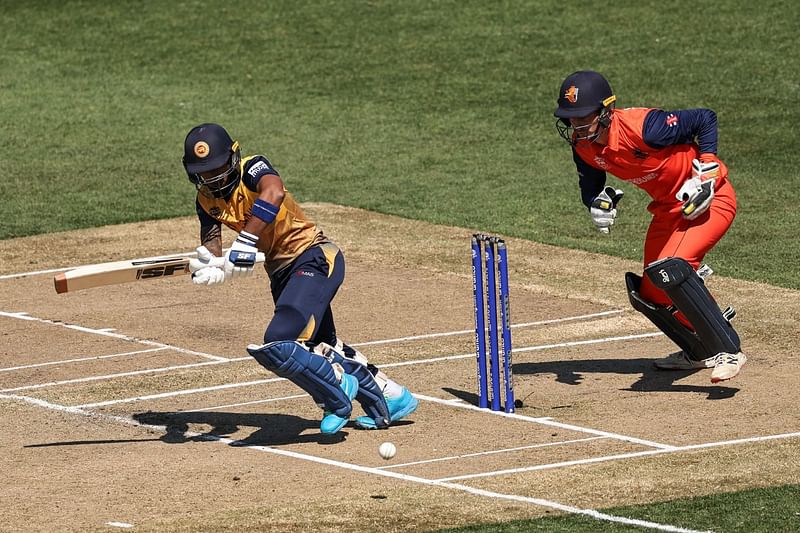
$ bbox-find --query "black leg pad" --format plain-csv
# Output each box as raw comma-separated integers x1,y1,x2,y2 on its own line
644,257,740,356
625,272,712,360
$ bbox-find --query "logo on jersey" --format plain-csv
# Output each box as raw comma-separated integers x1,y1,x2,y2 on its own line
194,141,210,158
593,156,609,170
564,85,579,103
666,114,678,127
248,160,270,177
295,270,315,278
209,207,221,217
630,172,657,185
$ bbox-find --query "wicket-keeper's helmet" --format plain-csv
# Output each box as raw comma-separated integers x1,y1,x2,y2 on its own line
554,71,616,145
183,123,242,198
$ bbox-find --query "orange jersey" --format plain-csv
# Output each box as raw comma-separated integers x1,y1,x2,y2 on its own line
574,107,729,213
196,155,329,276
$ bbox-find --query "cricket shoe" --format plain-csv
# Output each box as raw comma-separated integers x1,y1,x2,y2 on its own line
320,373,358,434
710,352,747,383
353,387,419,429
653,350,715,370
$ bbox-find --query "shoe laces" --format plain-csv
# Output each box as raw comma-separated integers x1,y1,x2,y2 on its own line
713,352,738,366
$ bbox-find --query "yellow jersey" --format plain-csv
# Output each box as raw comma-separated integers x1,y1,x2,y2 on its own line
195,155,329,276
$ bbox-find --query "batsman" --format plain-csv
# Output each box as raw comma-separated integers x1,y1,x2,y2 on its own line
553,71,746,383
181,123,418,434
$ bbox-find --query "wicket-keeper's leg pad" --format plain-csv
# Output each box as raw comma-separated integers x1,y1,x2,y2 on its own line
626,272,710,360
644,257,740,356
247,341,352,419
316,342,390,427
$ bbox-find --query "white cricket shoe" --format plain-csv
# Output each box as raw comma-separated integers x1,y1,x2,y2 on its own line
710,352,747,383
653,350,715,370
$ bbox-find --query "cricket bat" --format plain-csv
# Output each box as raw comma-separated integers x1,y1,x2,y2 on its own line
53,251,265,294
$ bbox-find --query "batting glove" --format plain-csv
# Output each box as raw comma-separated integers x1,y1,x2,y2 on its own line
676,158,719,220
590,186,624,234
189,246,226,286
224,230,260,279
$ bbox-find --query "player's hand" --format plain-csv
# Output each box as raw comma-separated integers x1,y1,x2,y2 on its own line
590,186,624,234
224,231,260,278
189,246,226,286
676,158,718,220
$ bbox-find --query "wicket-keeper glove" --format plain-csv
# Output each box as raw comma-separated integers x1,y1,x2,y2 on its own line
224,230,260,278
676,157,719,220
590,186,625,234
189,246,226,286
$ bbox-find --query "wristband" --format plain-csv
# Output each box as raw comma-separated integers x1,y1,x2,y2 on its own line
252,199,279,223
236,230,260,246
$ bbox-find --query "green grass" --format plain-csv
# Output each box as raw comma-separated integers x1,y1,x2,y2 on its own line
1,0,798,288
433,484,800,533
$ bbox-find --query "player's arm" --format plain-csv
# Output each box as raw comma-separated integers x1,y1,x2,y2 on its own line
190,201,226,285
241,172,286,237
573,148,607,208
222,156,283,278
196,199,223,256
573,150,624,234
642,108,719,155
644,109,724,218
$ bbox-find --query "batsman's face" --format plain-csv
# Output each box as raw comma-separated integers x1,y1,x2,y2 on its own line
198,162,236,191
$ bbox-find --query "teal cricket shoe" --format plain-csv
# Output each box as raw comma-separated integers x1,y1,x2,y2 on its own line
320,373,358,434
354,387,418,429
387,387,418,422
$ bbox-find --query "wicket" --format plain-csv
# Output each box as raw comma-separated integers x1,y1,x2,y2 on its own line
471,234,515,412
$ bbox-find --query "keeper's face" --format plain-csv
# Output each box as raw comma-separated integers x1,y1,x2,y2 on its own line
570,113,600,141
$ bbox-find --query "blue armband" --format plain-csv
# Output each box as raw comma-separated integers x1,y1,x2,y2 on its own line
252,199,279,223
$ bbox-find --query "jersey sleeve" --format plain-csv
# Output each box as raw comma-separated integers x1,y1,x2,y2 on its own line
242,155,280,191
573,149,607,208
642,108,719,154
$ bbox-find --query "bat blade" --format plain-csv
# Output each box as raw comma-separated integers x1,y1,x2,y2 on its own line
53,251,265,294
54,256,191,294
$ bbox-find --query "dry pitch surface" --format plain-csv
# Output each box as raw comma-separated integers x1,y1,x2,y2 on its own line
1,204,798,532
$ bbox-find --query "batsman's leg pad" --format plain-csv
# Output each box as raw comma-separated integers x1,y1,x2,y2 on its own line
645,257,741,356
247,341,353,419
325,346,390,427
626,272,712,360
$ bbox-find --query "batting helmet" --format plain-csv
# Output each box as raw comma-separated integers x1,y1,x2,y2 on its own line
183,123,242,198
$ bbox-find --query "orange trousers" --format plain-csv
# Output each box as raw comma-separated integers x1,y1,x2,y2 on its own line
638,179,737,310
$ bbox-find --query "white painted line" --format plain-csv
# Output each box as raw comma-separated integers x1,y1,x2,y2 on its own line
0,311,228,362
352,310,625,346
512,331,664,353
73,378,287,408
106,522,134,529
3,331,665,403
378,436,608,470
0,360,229,393
186,394,307,412
0,347,168,373
0,393,711,533
417,394,674,449
434,430,800,482
377,331,665,370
